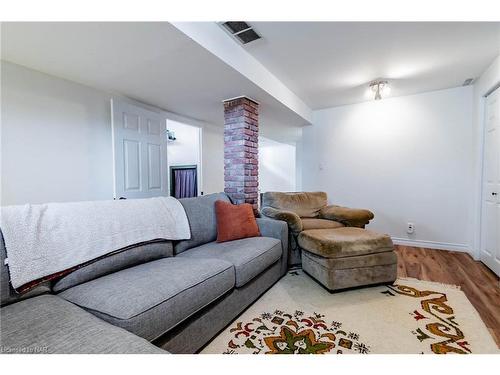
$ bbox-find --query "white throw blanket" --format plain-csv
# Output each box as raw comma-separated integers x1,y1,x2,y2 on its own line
0,197,191,290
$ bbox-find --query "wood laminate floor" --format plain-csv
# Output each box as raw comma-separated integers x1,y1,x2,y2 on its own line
395,245,500,347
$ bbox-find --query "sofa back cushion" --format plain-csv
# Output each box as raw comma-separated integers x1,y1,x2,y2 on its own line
52,240,173,293
261,192,328,218
174,192,231,254
0,230,50,307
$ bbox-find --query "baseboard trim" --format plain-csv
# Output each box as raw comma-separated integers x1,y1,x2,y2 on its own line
391,237,470,253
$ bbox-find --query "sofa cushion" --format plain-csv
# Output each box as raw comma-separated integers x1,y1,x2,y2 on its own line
177,237,282,287
0,294,165,354
215,200,260,242
261,191,328,218
58,257,235,341
53,240,173,292
0,230,50,307
301,218,345,231
175,193,231,254
298,227,394,258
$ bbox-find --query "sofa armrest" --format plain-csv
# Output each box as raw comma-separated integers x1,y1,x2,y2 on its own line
256,218,289,276
260,207,303,233
256,218,289,251
319,205,374,228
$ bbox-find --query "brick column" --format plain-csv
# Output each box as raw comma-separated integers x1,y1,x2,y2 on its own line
223,96,259,211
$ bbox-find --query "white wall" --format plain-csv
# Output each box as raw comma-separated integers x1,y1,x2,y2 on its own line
167,120,201,168
1,61,225,205
471,54,500,258
201,123,224,195
302,86,474,252
1,61,114,205
259,137,296,193
295,136,304,191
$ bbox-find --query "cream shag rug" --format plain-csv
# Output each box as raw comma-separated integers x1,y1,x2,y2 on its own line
202,270,499,354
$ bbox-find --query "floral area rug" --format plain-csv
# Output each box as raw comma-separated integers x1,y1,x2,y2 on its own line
201,270,499,354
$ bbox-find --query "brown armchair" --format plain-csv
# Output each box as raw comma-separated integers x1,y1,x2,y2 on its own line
260,192,374,265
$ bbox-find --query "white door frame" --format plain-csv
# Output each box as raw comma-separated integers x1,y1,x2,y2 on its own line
477,82,500,274
166,119,203,196
475,83,499,259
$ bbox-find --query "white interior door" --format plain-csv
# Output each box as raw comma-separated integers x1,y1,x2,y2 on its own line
480,87,500,276
111,98,168,199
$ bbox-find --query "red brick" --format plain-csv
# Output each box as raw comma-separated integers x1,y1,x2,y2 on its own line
223,97,259,209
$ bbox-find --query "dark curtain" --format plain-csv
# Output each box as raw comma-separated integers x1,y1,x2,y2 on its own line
174,168,197,198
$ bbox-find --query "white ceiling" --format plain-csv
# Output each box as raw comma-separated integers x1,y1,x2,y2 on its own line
0,22,306,142
245,22,500,109
2,22,500,141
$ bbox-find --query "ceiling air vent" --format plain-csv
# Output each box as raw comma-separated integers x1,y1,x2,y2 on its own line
462,78,475,86
221,22,261,45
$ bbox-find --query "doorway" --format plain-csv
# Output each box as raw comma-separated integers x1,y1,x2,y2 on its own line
166,120,202,198
170,165,198,198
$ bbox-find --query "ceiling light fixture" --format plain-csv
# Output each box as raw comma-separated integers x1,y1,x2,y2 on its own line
166,130,176,141
369,80,390,100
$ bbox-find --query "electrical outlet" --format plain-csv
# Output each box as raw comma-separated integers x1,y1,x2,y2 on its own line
407,222,415,234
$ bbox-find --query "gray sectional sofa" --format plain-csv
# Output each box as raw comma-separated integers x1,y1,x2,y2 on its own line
0,193,288,354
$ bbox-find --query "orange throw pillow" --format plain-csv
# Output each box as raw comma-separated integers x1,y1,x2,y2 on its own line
215,200,261,243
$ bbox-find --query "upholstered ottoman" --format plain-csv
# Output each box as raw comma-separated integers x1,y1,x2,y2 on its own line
298,227,397,291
